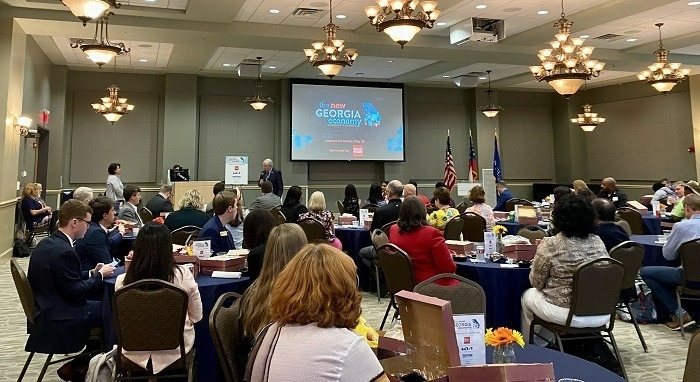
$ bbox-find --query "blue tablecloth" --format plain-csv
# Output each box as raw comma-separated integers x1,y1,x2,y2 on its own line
455,260,531,330
499,221,548,236
335,226,372,288
630,235,670,267
641,214,663,235
102,266,250,381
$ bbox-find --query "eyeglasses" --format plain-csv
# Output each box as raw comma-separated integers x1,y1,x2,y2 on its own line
75,218,91,225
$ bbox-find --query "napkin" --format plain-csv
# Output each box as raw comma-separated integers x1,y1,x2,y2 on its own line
211,271,242,278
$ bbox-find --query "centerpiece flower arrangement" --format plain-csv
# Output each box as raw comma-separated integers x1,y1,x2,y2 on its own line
493,225,508,235
485,327,525,363
153,217,165,224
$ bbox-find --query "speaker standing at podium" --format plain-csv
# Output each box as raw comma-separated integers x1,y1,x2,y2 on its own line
259,158,284,198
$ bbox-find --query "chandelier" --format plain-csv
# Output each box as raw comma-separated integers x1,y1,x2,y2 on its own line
245,57,274,112
61,0,120,26
364,0,440,48
303,0,358,78
91,64,135,125
570,104,605,132
71,13,129,67
636,23,691,93
529,0,605,97
479,70,503,118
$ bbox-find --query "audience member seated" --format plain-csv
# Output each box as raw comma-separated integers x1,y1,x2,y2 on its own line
200,190,238,255
105,162,124,203
280,185,308,224
572,179,589,193
21,183,52,229
342,184,361,219
466,185,495,229
576,187,596,202
592,198,630,251
652,181,677,203
75,196,125,271
243,209,277,283
72,186,94,205
494,181,515,211
225,187,245,249
364,183,386,207
596,177,628,209
145,185,174,218
249,244,388,382
429,182,456,207
381,180,389,202
428,187,460,231
521,194,610,342
402,183,417,199
117,185,143,227
299,191,342,249
671,181,699,221
250,181,280,211
27,200,115,353
359,181,403,272
389,196,456,285
205,181,226,214
553,186,572,202
640,193,700,331
164,190,210,232
409,180,430,205
115,223,202,374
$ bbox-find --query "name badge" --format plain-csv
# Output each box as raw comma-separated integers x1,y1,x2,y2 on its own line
612,196,619,202
220,231,228,237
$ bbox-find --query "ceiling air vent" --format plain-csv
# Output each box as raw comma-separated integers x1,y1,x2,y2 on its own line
593,33,623,41
292,7,325,18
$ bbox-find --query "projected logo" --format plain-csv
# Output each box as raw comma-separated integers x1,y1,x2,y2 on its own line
386,125,403,152
353,145,363,157
292,129,313,149
314,101,382,128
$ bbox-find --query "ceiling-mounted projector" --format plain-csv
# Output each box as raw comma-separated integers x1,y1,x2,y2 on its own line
453,75,480,88
450,17,506,45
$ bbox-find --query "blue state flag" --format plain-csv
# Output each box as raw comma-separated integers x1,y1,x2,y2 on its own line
493,134,502,182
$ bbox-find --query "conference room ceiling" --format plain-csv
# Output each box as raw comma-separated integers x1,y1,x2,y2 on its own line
4,0,700,90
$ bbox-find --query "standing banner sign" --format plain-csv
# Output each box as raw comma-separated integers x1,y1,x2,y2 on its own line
225,156,249,185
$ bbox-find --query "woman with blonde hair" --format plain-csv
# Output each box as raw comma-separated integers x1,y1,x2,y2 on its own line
164,189,210,231
299,191,342,249
465,185,495,229
249,244,388,382
21,183,52,229
572,179,589,193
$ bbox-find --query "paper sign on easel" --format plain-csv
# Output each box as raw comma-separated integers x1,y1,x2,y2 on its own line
192,238,212,259
484,231,497,255
453,314,486,366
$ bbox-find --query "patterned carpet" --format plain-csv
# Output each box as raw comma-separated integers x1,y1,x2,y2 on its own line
0,256,692,381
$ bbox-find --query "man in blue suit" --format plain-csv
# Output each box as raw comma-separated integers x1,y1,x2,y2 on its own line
75,196,126,272
27,200,115,353
199,190,238,255
259,158,284,198
494,181,515,211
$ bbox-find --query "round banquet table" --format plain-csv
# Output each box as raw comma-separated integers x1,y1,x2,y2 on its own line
335,226,372,287
102,266,250,381
630,235,672,267
455,259,531,331
499,221,548,236
641,214,662,235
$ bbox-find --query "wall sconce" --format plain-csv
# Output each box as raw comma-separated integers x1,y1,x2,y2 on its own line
14,116,32,136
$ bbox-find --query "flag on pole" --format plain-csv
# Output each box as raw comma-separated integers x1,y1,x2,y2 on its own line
493,132,503,182
468,130,478,182
444,131,457,190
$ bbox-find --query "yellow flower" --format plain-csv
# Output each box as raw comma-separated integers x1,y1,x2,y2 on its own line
493,225,508,235
484,327,525,348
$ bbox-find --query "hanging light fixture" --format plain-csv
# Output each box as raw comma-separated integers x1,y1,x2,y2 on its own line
637,23,691,94
364,0,440,48
61,0,120,26
570,104,605,132
71,13,129,67
303,0,358,78
529,0,605,97
91,58,134,124
479,70,503,118
245,57,274,112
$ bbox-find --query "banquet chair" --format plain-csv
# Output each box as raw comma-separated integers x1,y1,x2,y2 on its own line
517,226,547,245
377,243,415,330
361,203,379,213
16,200,51,248
616,207,645,235
298,218,326,243
138,207,153,224
609,241,648,352
414,273,485,315
269,205,283,216
171,225,201,246
505,198,533,212
443,217,464,241
113,279,196,381
530,258,626,380
210,292,244,382
455,202,468,214
614,218,633,236
460,212,486,242
370,229,390,302
676,239,700,339
273,211,287,226
381,220,397,238
336,200,345,214
683,330,700,382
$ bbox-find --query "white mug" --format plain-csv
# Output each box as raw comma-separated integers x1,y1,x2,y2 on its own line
132,227,140,236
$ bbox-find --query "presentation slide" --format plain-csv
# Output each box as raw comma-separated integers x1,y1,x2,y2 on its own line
291,82,404,161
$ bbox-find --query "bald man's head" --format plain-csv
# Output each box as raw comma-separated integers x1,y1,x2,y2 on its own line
403,184,416,198
601,177,617,193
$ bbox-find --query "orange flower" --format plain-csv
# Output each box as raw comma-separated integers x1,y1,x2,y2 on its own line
485,327,525,348
153,217,165,224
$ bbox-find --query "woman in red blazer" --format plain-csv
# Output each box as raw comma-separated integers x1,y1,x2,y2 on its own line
389,196,456,286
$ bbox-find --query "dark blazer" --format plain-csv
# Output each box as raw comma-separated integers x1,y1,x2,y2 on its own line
280,203,308,223
494,189,515,212
246,243,266,283
259,168,284,197
75,222,120,271
596,189,629,209
596,222,631,251
27,231,103,353
371,198,402,232
164,208,210,232
199,215,235,255
145,194,174,218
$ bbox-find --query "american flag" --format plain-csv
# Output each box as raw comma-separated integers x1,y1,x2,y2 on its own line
444,133,457,190
468,131,478,182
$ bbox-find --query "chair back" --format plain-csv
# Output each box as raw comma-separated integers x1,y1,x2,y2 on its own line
679,238,700,296
443,217,464,241
381,220,397,238
616,207,645,235
269,205,282,215
377,243,416,295
298,218,326,243
138,207,153,224
209,292,243,382
683,330,700,382
505,198,533,212
609,241,645,291
455,202,468,214
460,212,486,242
336,200,345,214
371,229,389,251
614,219,632,236
171,225,202,245
568,258,624,325
10,258,35,324
414,273,485,315
516,226,547,244
273,211,287,226
361,204,379,213
113,279,188,368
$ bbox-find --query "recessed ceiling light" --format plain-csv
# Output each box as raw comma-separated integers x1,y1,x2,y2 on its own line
336,14,346,19
537,10,549,15
223,63,231,67
442,75,450,78
436,22,447,26
139,59,148,62
580,34,590,38
269,9,280,14
689,1,700,5
388,60,393,63
268,66,276,69
479,76,487,80
626,38,638,42
144,0,156,2
476,4,487,9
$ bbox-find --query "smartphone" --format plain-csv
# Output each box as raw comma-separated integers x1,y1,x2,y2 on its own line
110,259,120,267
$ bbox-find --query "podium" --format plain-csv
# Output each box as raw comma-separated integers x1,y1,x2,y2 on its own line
171,181,218,211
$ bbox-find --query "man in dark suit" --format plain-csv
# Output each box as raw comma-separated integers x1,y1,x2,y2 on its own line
27,200,115,353
75,196,126,271
117,185,143,227
199,191,238,255
145,185,174,217
259,158,284,198
494,181,515,211
597,177,628,209
592,197,630,251
370,180,403,232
